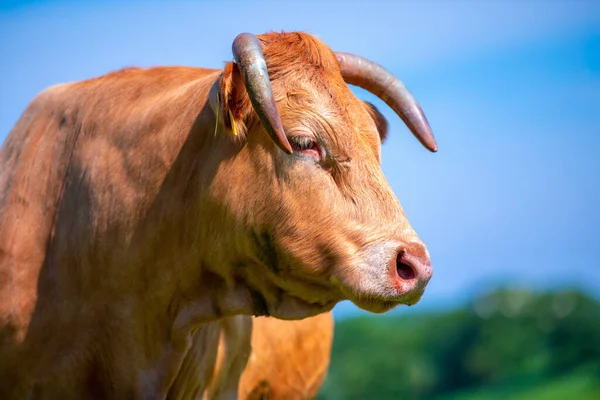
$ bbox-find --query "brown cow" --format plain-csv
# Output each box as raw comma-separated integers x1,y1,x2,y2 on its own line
207,313,334,400
0,31,436,398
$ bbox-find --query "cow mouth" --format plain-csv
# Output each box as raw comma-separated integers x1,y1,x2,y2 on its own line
327,240,432,313
353,299,403,314
330,257,429,314
349,288,427,313
341,287,426,314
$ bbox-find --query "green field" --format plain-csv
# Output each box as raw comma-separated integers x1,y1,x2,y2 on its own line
318,289,600,400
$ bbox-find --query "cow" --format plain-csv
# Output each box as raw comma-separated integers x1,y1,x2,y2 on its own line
207,313,334,400
0,31,437,399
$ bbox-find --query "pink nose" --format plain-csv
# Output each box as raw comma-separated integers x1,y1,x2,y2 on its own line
392,244,433,300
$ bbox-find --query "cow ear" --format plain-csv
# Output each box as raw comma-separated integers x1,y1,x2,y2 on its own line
362,101,389,143
213,62,253,138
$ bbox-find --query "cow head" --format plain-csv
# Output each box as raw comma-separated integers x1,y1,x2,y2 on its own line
204,32,436,319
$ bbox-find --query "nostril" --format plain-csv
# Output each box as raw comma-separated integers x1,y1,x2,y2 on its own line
396,262,415,280
396,251,415,280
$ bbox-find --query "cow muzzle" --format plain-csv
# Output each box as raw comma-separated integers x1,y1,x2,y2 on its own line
336,239,433,313
392,245,433,303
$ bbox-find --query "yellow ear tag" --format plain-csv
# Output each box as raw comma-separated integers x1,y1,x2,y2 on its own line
213,93,220,138
228,109,238,136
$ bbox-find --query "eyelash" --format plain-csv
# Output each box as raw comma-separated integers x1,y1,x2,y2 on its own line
290,136,318,152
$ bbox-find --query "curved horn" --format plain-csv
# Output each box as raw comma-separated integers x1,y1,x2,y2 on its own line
232,33,293,154
336,52,438,152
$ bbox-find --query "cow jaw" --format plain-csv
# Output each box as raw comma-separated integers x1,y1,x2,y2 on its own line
216,231,433,319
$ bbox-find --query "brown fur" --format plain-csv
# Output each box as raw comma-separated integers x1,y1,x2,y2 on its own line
0,31,431,398
207,313,334,400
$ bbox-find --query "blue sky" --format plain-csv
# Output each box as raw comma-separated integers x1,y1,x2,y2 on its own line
1,0,599,318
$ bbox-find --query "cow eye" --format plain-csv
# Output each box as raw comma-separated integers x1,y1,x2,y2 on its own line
290,135,317,152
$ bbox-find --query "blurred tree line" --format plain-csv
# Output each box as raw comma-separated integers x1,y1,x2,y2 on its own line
317,288,600,400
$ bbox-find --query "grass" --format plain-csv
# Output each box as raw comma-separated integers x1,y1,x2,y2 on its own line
438,368,600,400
